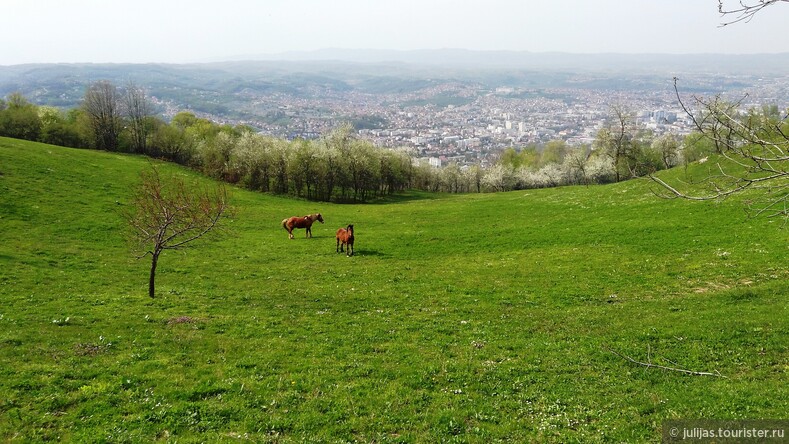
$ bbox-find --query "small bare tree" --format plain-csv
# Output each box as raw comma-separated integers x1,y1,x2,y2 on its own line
83,80,122,151
594,104,639,182
123,81,152,154
650,79,788,221
123,166,230,298
718,0,789,26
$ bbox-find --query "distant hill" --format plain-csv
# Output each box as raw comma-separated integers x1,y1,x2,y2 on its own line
227,48,789,75
2,50,787,121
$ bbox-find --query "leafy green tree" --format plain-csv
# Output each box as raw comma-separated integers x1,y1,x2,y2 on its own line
150,120,190,163
464,164,484,193
171,112,200,130
441,162,462,193
519,145,541,169
377,149,396,195
230,132,273,191
39,107,85,148
286,139,317,198
288,140,305,197
498,147,521,168
271,139,290,194
379,149,413,195
650,134,681,170
324,124,355,199
634,140,665,175
541,140,568,166
412,162,440,192
197,131,237,181
563,146,591,186
496,145,540,171
594,104,639,182
0,93,42,141
345,140,380,201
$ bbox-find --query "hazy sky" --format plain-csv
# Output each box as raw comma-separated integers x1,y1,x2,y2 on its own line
2,0,786,65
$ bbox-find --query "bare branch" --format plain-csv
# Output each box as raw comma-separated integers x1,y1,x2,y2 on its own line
122,165,231,297
605,347,727,378
718,0,789,26
649,174,715,201
655,80,789,221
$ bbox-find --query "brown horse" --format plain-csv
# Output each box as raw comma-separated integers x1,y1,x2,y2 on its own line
335,224,354,256
282,213,324,239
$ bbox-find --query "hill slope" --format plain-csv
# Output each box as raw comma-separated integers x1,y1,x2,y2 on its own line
0,137,787,442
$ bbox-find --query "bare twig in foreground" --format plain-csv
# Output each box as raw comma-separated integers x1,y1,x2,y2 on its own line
718,0,789,26
605,347,727,378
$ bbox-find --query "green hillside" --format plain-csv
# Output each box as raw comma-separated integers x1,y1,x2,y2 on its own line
0,137,786,442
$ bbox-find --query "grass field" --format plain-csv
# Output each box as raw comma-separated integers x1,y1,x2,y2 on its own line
0,137,787,442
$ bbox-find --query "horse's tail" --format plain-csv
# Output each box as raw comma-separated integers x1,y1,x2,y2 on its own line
282,218,289,230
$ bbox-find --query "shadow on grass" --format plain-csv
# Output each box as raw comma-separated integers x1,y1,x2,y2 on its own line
353,249,387,257
266,190,448,205
360,191,448,205
330,248,388,257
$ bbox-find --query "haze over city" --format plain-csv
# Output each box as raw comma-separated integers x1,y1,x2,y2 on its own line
2,0,788,65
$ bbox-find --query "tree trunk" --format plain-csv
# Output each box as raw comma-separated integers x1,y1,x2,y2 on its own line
149,251,160,298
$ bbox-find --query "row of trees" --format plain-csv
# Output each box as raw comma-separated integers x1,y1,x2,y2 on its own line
0,81,782,207
0,83,719,198
482,104,715,192
0,85,417,201
0,93,87,148
192,124,416,202
0,81,163,152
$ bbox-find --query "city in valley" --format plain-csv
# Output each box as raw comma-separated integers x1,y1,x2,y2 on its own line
3,51,789,168
247,82,699,167
212,71,789,168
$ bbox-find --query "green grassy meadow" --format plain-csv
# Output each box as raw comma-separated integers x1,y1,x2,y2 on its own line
0,137,787,442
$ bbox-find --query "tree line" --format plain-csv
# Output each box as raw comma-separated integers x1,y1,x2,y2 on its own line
0,82,415,202
0,80,764,200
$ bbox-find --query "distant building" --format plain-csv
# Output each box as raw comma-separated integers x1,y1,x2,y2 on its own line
646,110,678,124
442,136,460,145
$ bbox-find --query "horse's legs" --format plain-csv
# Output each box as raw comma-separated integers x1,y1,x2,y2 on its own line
306,226,311,238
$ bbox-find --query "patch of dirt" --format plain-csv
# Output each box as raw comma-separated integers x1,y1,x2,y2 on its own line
166,316,197,325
